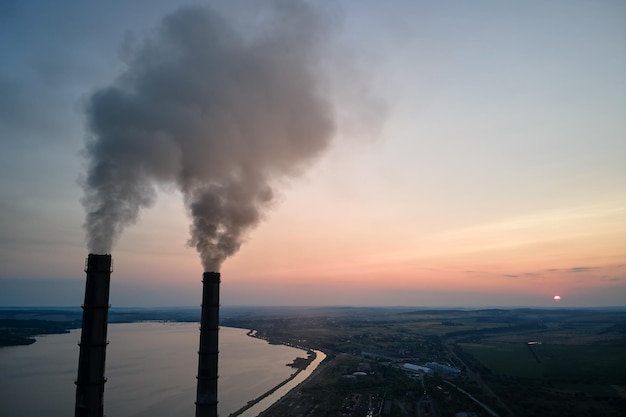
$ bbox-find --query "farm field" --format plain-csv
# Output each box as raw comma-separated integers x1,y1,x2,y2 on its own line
458,342,626,381
453,313,626,417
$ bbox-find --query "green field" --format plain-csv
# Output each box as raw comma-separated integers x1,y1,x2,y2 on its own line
458,342,626,382
460,342,545,378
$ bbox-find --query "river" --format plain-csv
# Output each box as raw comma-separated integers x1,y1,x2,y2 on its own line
0,322,324,417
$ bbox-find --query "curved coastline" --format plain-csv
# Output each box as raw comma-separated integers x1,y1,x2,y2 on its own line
228,330,326,417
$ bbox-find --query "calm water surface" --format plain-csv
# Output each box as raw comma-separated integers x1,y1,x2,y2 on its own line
0,322,311,417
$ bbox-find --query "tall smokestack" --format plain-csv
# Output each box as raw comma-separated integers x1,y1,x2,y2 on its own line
196,272,220,417
75,254,112,417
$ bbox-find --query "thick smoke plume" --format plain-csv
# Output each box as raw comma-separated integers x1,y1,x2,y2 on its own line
82,2,340,271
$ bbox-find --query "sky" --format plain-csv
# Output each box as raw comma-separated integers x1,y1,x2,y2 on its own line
0,0,624,308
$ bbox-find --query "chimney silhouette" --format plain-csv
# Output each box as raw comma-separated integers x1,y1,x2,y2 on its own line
196,272,220,417
75,254,112,417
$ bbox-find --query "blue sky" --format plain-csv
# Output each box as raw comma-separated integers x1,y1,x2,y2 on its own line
1,0,624,307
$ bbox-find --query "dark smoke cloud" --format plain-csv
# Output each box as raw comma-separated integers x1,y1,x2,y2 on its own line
82,2,346,271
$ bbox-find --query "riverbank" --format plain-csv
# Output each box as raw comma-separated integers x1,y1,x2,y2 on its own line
0,318,76,347
228,330,325,417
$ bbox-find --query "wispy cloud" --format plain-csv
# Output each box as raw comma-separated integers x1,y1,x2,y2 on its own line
416,201,626,260
440,202,625,237
571,267,597,273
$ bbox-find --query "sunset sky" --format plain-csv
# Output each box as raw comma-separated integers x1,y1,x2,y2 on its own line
1,0,624,307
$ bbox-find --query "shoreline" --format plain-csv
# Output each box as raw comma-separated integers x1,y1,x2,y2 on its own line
228,330,324,417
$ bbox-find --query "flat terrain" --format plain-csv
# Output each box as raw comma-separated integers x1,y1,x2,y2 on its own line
222,307,626,417
2,306,625,416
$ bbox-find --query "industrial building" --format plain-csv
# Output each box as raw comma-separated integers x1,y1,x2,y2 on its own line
403,363,433,375
425,362,461,376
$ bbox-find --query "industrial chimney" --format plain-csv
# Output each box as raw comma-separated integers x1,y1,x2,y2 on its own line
75,254,112,417
196,272,220,417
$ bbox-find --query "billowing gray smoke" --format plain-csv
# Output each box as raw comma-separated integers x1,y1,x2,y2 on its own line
82,2,342,270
